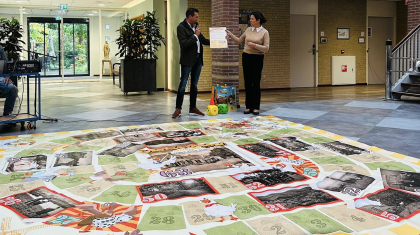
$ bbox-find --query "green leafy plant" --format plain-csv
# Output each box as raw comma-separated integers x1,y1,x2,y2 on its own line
115,11,165,60
0,17,25,61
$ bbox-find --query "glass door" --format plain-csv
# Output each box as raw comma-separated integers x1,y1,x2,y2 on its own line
28,17,90,78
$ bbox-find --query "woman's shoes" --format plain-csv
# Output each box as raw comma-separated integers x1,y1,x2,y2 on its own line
253,109,259,115
244,109,251,114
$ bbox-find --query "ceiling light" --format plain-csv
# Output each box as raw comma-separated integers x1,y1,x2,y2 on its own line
16,1,22,2
88,13,94,16
98,4,104,6
92,11,98,13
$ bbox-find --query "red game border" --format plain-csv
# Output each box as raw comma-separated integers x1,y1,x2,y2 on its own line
353,186,420,222
142,137,198,150
248,184,342,213
136,177,219,203
0,186,83,219
229,169,310,190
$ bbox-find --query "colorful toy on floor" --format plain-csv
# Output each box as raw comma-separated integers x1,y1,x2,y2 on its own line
218,104,229,114
206,97,219,116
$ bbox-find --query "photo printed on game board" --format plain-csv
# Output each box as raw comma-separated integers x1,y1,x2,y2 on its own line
0,187,81,218
99,143,145,157
266,137,318,152
316,171,375,196
380,169,420,193
5,155,48,173
239,143,294,158
143,137,197,150
119,126,164,135
72,130,122,142
354,187,420,222
137,178,218,203
143,145,256,177
231,168,309,190
249,185,341,213
317,141,370,155
113,133,161,144
52,151,93,167
157,130,205,138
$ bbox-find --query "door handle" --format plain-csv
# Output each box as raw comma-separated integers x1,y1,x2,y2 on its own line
308,45,317,55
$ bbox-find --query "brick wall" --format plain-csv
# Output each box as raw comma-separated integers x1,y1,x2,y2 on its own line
408,0,420,32
212,0,240,106
188,0,213,92
318,0,367,85
397,0,408,43
238,0,290,90
189,0,289,91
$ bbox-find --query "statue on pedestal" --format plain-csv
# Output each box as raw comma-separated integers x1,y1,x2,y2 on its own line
103,41,110,59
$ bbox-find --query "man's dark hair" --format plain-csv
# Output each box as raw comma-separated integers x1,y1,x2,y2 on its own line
251,11,267,24
186,8,199,18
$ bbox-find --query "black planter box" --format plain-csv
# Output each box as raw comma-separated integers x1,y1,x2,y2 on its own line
120,59,156,94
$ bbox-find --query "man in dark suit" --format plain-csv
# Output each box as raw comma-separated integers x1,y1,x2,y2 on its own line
172,8,210,118
0,44,18,118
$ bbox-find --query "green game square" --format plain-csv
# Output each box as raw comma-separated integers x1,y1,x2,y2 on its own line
222,128,244,134
98,154,138,165
93,185,138,204
233,138,261,145
180,123,203,130
365,161,415,171
204,222,258,235
284,209,353,234
137,206,186,231
14,149,54,157
51,173,93,189
216,195,271,220
301,136,335,144
189,136,220,144
311,156,355,165
0,171,37,184
110,168,150,183
257,128,302,139
51,137,80,145
62,145,103,152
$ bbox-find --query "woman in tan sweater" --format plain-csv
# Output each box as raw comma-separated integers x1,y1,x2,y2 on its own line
226,11,269,115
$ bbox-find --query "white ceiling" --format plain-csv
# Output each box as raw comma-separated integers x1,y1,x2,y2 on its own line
0,0,144,17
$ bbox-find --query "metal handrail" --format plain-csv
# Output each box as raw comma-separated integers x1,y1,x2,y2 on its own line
385,24,420,99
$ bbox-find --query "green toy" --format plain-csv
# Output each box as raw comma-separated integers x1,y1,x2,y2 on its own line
218,104,229,114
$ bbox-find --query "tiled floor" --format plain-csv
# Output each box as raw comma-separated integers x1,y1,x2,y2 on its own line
1,80,419,158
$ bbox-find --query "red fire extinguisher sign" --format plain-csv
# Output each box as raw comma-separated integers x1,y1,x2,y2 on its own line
342,65,347,72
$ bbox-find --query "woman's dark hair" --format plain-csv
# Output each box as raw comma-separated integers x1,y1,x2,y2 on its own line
186,8,199,18
251,11,267,24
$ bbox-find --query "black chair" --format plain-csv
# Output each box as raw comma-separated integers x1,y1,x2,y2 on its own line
113,63,121,87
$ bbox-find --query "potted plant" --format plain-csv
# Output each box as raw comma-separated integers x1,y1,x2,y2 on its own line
0,17,25,61
115,11,165,95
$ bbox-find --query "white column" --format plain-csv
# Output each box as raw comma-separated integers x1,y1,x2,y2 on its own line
61,10,64,82
99,9,102,81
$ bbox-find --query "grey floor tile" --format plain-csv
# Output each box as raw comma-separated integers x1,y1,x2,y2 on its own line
332,106,393,117
304,120,376,138
65,109,140,121
377,117,420,131
358,127,420,158
314,112,385,126
77,100,136,108
345,101,402,110
274,102,337,112
262,108,327,119
388,109,420,119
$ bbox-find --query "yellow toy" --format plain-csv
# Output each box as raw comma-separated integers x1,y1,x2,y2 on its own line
206,97,219,116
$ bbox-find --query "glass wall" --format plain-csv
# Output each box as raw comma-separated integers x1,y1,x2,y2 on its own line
28,17,90,77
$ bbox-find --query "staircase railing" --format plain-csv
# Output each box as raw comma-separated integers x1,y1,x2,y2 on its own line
385,23,420,99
